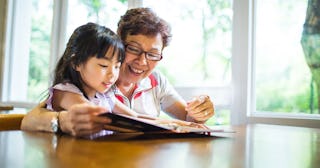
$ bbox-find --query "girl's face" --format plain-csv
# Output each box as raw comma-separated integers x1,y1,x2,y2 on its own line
76,48,121,98
118,33,163,85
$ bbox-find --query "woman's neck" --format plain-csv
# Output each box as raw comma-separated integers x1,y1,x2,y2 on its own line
116,81,136,99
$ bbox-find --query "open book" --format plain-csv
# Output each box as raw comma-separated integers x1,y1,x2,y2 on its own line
98,112,233,137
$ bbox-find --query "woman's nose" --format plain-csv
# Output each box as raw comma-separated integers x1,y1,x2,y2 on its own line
137,52,148,64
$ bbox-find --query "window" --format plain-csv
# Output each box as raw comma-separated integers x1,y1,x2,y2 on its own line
233,0,320,126
1,0,53,108
253,0,320,116
3,0,318,127
1,0,127,108
66,0,127,42
1,0,233,126
144,0,232,87
144,0,233,125
254,0,310,114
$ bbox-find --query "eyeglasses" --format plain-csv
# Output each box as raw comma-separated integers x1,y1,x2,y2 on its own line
125,44,163,61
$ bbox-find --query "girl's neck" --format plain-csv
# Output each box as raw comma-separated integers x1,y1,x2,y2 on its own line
81,83,96,100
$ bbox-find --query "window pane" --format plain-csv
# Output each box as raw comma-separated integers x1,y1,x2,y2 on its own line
143,0,233,125
28,0,53,101
5,0,53,103
143,0,232,87
254,0,314,114
66,0,128,42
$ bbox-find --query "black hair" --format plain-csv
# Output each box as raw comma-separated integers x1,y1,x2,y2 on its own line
52,22,125,98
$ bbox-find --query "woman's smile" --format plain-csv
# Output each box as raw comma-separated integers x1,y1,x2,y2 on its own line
129,65,144,75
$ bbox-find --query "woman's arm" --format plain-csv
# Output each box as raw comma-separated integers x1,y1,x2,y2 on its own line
21,101,61,132
185,95,215,123
164,95,214,124
21,90,111,137
154,71,214,123
20,89,90,133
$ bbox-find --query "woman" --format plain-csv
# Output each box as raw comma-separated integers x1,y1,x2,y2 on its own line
21,8,214,137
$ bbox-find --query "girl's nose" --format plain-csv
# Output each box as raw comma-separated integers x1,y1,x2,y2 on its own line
106,67,116,79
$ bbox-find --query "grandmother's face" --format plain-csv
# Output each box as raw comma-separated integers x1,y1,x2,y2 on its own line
118,33,163,84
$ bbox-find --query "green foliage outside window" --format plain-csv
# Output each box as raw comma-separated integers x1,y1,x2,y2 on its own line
27,1,52,102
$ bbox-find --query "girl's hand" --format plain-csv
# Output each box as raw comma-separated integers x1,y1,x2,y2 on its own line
185,95,214,123
59,103,111,137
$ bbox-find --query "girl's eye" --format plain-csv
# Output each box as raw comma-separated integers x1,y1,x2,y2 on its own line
99,64,108,68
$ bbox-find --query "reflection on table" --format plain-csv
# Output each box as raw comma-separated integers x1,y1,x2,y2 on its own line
0,124,319,168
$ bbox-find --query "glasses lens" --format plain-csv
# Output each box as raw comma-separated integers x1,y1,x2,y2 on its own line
146,53,162,61
125,44,162,61
126,45,141,55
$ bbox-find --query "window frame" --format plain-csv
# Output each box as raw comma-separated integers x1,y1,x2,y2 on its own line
0,0,9,103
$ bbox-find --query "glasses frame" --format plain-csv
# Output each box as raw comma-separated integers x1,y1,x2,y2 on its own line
124,44,163,61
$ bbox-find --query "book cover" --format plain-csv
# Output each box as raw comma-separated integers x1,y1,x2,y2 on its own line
99,112,215,134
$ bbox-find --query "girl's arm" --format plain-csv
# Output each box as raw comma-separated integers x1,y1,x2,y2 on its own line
52,90,139,135
51,89,90,111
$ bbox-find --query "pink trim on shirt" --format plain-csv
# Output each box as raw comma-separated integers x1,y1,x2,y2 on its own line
133,74,159,99
149,74,158,87
116,95,124,103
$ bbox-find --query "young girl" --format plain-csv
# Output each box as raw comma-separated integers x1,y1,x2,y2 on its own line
46,23,137,136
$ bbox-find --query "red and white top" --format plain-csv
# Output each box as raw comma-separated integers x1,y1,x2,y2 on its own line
112,71,185,117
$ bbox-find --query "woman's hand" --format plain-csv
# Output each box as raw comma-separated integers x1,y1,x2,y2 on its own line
185,95,214,123
59,103,111,137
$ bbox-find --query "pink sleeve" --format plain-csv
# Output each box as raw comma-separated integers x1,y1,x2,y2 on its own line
46,83,83,110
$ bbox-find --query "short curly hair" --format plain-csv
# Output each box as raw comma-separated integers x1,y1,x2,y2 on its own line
117,7,172,49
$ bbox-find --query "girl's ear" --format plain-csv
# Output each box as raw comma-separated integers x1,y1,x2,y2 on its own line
73,63,81,72
70,54,80,71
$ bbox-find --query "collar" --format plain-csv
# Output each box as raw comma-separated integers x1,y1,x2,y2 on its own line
135,73,158,92
112,73,159,99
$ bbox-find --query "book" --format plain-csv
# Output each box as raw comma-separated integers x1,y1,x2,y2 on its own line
96,112,234,140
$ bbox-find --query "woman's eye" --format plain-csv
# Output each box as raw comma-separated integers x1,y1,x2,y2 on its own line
148,53,158,58
128,46,141,53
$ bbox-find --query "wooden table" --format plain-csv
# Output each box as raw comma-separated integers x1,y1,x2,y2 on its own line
0,124,319,168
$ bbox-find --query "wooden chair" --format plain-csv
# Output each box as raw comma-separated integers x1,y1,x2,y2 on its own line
0,105,14,111
0,114,25,131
